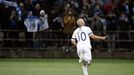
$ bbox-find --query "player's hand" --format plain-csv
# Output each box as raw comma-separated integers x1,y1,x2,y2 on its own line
104,36,110,40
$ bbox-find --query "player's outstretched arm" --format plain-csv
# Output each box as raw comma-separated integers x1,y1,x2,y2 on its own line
90,34,107,41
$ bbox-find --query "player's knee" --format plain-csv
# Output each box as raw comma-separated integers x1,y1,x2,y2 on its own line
83,60,91,66
83,57,90,63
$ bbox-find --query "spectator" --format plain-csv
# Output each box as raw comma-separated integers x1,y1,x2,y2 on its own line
0,5,13,47
52,16,64,31
118,12,129,31
51,16,64,38
24,11,39,32
24,11,39,47
8,10,19,30
7,10,19,47
63,9,77,47
90,0,104,17
82,0,91,16
18,2,27,20
50,16,64,47
118,12,129,48
90,13,104,35
39,10,49,31
17,2,27,30
38,10,49,47
122,0,130,17
64,3,72,14
1,5,13,30
91,0,103,7
106,11,117,32
63,10,76,35
103,0,117,14
90,12,105,48
33,3,41,17
24,0,34,11
69,0,81,15
83,0,91,10
54,0,64,7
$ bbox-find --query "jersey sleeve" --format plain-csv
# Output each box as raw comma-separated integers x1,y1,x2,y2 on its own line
87,27,93,36
71,30,76,40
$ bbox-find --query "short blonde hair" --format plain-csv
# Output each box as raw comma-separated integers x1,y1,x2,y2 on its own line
77,18,85,26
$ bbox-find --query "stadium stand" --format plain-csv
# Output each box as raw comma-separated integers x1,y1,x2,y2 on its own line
0,0,134,58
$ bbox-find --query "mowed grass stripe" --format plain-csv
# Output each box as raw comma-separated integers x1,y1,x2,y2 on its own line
0,59,134,75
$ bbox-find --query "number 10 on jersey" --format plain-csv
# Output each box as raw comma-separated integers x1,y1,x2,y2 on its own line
78,32,86,42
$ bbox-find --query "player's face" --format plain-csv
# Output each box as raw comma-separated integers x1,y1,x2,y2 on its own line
77,19,85,27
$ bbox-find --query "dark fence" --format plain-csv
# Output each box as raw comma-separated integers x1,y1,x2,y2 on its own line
0,30,134,58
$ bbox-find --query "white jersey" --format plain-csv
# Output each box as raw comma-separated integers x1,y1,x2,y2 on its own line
24,16,39,32
71,26,93,49
39,15,49,31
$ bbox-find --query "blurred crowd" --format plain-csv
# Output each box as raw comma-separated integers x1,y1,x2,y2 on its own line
0,0,134,49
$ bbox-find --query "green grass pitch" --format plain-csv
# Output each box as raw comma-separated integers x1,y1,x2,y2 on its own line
0,59,134,75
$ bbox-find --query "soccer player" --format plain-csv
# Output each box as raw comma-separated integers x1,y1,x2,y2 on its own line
71,18,107,75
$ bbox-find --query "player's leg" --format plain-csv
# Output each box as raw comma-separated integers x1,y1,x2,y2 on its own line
77,46,92,75
82,61,88,75
81,47,92,75
77,46,84,63
77,49,89,75
78,52,83,63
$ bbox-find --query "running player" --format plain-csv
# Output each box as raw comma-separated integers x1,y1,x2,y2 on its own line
71,18,107,75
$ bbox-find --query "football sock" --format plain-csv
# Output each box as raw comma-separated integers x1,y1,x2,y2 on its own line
82,64,88,75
